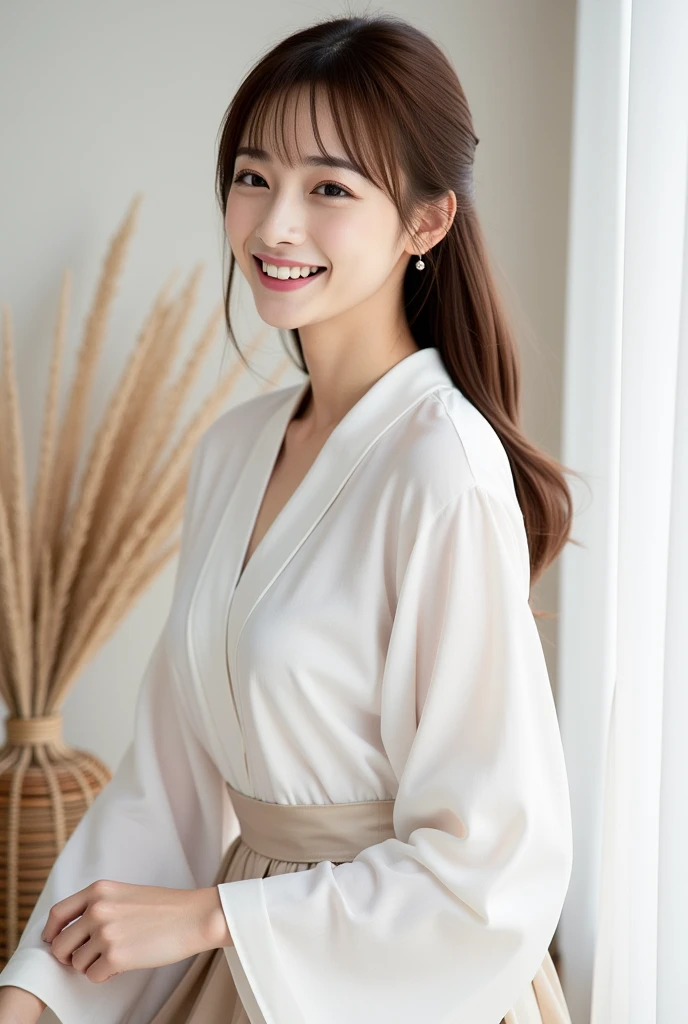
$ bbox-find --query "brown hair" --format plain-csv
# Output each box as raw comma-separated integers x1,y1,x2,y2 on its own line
214,12,585,603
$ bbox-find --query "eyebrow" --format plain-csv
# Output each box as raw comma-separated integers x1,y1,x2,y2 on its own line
234,146,366,178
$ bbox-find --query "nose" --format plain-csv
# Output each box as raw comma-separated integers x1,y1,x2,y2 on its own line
254,187,308,250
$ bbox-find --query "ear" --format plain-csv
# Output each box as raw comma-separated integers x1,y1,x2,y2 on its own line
405,190,457,257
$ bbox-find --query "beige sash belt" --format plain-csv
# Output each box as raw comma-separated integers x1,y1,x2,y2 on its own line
226,781,396,863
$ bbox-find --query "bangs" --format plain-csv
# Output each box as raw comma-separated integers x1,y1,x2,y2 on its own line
241,78,403,206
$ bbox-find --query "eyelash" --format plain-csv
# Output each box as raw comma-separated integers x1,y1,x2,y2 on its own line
232,169,353,199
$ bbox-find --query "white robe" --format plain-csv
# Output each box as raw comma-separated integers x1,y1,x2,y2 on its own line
0,346,573,1024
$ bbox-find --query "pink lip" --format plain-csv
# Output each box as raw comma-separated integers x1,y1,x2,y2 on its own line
253,254,327,292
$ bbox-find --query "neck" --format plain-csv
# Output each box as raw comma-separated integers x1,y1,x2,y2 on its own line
295,334,420,437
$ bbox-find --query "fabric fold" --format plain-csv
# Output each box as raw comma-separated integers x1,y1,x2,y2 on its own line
149,782,570,1024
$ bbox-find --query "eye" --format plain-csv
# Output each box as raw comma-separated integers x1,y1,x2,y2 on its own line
232,169,267,188
232,169,352,199
314,181,352,199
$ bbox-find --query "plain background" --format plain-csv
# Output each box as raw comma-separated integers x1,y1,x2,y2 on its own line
0,0,576,797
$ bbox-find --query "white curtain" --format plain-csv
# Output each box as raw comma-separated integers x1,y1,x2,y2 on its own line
556,0,688,1022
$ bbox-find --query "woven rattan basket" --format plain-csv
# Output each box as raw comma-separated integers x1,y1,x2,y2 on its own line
0,713,111,965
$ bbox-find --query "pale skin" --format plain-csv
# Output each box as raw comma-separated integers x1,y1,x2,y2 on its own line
0,882,230,1020
0,85,456,1021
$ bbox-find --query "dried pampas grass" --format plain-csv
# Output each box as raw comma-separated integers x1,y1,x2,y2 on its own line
0,193,292,959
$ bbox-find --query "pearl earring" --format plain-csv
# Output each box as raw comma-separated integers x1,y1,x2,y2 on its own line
415,252,425,270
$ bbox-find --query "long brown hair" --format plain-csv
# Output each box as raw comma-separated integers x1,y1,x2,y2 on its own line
214,12,584,600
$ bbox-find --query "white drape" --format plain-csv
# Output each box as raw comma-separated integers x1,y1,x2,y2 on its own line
556,0,688,1021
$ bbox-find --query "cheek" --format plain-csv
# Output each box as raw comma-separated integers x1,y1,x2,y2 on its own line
323,212,366,254
224,194,251,247
329,214,395,282
324,206,396,268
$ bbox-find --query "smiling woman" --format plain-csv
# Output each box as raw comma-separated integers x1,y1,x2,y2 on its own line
222,90,410,335
0,12,577,1024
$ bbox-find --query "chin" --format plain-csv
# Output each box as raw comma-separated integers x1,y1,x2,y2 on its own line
256,310,305,331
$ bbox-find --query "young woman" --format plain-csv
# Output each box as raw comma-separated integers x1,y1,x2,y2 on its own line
0,14,576,1024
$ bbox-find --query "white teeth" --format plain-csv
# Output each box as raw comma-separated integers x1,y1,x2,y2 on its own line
261,260,323,280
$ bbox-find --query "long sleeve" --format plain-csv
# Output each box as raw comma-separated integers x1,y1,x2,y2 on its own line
217,484,573,1024
0,439,230,1024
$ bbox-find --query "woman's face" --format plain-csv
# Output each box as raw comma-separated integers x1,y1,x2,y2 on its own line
224,88,416,332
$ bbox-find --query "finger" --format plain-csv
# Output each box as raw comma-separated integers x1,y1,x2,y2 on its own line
50,916,91,966
85,952,122,985
41,889,91,942
70,936,103,976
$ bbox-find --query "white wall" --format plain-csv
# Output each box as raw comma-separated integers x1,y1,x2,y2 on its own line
0,0,577,1000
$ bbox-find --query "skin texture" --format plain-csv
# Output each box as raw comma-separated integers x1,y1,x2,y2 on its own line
1,85,456,1023
37,879,230,982
0,986,47,1022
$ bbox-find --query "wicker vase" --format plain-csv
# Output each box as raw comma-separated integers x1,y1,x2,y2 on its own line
0,713,111,966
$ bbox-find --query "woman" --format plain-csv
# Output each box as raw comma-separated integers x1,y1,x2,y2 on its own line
0,13,576,1024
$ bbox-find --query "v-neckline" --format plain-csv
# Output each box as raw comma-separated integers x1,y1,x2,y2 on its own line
234,377,313,590
229,346,455,619
186,345,454,788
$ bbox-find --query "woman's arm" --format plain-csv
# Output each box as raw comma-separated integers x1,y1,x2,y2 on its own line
0,431,231,1022
215,485,573,1024
0,984,47,1023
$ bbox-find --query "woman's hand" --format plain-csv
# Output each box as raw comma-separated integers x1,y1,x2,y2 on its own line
40,879,231,984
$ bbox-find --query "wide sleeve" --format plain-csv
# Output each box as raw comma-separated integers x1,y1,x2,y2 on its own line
216,484,573,1024
0,437,230,1024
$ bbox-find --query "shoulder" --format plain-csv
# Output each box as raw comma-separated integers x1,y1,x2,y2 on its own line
189,380,301,482
182,382,300,515
385,384,520,515
175,382,301,572
379,385,529,588
196,383,298,462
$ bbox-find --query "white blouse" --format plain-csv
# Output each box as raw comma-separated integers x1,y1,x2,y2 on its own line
0,346,573,1024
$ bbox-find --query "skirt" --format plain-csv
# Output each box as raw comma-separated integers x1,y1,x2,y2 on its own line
148,782,572,1024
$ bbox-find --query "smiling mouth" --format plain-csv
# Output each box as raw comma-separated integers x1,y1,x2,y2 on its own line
253,255,327,278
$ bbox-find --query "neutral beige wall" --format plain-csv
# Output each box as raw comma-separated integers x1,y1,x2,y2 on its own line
0,0,576,769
